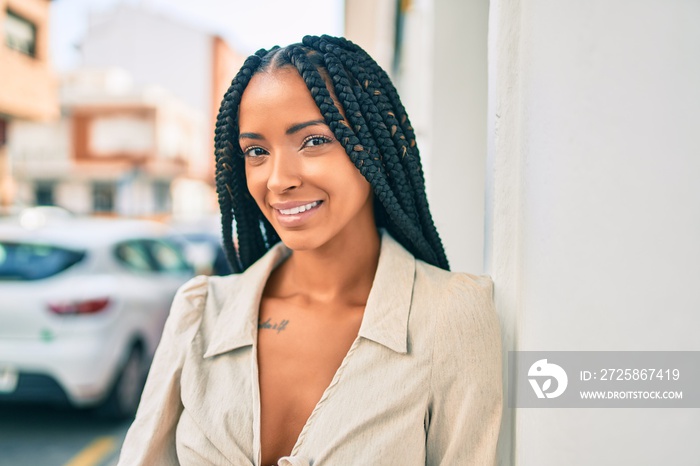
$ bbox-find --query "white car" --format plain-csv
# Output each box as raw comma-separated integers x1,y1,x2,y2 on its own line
0,215,193,417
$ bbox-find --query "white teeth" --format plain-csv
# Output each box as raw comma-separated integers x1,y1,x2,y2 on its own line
278,201,320,215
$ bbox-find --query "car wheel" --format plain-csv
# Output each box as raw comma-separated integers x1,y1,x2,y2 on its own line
97,346,145,419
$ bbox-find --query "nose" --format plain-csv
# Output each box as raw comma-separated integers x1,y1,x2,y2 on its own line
266,149,301,194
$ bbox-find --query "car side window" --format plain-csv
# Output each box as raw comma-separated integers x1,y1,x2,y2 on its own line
0,241,85,281
145,239,191,274
115,241,156,272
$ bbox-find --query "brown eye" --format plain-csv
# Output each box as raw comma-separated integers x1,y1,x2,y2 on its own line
302,135,332,148
243,147,268,158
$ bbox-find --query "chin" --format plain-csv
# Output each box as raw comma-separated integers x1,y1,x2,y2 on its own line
273,228,326,252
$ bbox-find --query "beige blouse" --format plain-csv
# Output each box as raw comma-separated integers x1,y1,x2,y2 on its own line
117,231,502,466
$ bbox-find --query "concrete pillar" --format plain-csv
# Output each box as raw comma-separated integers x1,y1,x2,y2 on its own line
486,1,700,464
344,0,397,74
428,0,488,272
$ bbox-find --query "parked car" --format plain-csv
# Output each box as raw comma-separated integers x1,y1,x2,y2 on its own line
168,217,232,276
169,231,232,276
0,216,193,418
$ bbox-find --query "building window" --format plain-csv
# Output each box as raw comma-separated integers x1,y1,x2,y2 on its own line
154,180,171,214
93,182,115,213
4,10,37,57
35,181,55,206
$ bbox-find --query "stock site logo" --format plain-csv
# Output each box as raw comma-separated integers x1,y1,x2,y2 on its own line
528,359,568,399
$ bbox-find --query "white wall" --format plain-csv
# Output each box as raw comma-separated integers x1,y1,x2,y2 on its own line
428,0,488,273
344,0,396,73
486,1,700,464
8,119,71,176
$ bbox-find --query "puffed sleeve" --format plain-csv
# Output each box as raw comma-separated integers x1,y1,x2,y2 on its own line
425,274,503,466
117,275,209,466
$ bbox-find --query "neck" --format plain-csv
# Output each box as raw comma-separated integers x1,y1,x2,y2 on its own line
280,228,381,306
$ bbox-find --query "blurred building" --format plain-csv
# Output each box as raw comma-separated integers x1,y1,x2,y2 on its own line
8,68,212,219
78,3,244,182
0,0,58,208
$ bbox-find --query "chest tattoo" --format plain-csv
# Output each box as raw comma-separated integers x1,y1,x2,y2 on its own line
258,317,290,333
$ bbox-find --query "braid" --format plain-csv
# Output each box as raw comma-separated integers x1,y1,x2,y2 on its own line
214,36,450,272
315,36,448,269
330,37,447,269
294,39,438,265
312,38,423,244
214,50,268,272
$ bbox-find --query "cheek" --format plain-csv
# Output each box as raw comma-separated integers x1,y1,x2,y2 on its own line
245,165,267,207
340,158,370,193
349,171,371,198
326,163,372,204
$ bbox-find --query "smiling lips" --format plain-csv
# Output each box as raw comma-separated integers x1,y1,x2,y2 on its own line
271,200,323,227
276,200,321,215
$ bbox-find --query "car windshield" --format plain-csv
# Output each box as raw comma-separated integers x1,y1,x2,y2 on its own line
0,241,86,281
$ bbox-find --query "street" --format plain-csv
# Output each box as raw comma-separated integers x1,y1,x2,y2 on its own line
0,403,131,466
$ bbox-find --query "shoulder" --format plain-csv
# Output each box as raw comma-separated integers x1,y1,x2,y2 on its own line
413,261,496,323
170,273,245,314
165,275,210,336
412,261,501,363
161,273,249,356
202,273,241,307
166,275,239,335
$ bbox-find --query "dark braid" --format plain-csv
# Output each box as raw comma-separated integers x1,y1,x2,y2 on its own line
214,35,449,272
299,42,439,265
317,37,448,268
311,37,427,253
314,37,448,264
214,50,269,272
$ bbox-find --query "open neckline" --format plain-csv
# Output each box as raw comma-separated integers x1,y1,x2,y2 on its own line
252,324,362,465
240,231,411,465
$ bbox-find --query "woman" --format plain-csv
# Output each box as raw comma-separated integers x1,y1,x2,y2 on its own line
118,35,502,466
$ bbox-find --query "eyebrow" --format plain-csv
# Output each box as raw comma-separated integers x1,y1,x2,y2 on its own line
286,119,326,135
239,132,263,140
238,119,327,141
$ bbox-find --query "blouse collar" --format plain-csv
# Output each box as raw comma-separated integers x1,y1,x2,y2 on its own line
203,230,416,358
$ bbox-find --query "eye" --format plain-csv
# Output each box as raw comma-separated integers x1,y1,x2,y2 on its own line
242,146,268,158
302,135,333,148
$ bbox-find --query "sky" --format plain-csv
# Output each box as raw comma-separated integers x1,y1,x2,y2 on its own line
49,0,345,71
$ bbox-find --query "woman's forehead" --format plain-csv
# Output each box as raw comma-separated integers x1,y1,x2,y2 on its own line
248,66,304,90
239,65,345,129
242,67,313,104
238,68,324,130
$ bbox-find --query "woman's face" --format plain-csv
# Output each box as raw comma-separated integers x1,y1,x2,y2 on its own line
239,66,375,252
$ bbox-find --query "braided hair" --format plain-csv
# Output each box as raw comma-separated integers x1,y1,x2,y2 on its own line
214,35,449,273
